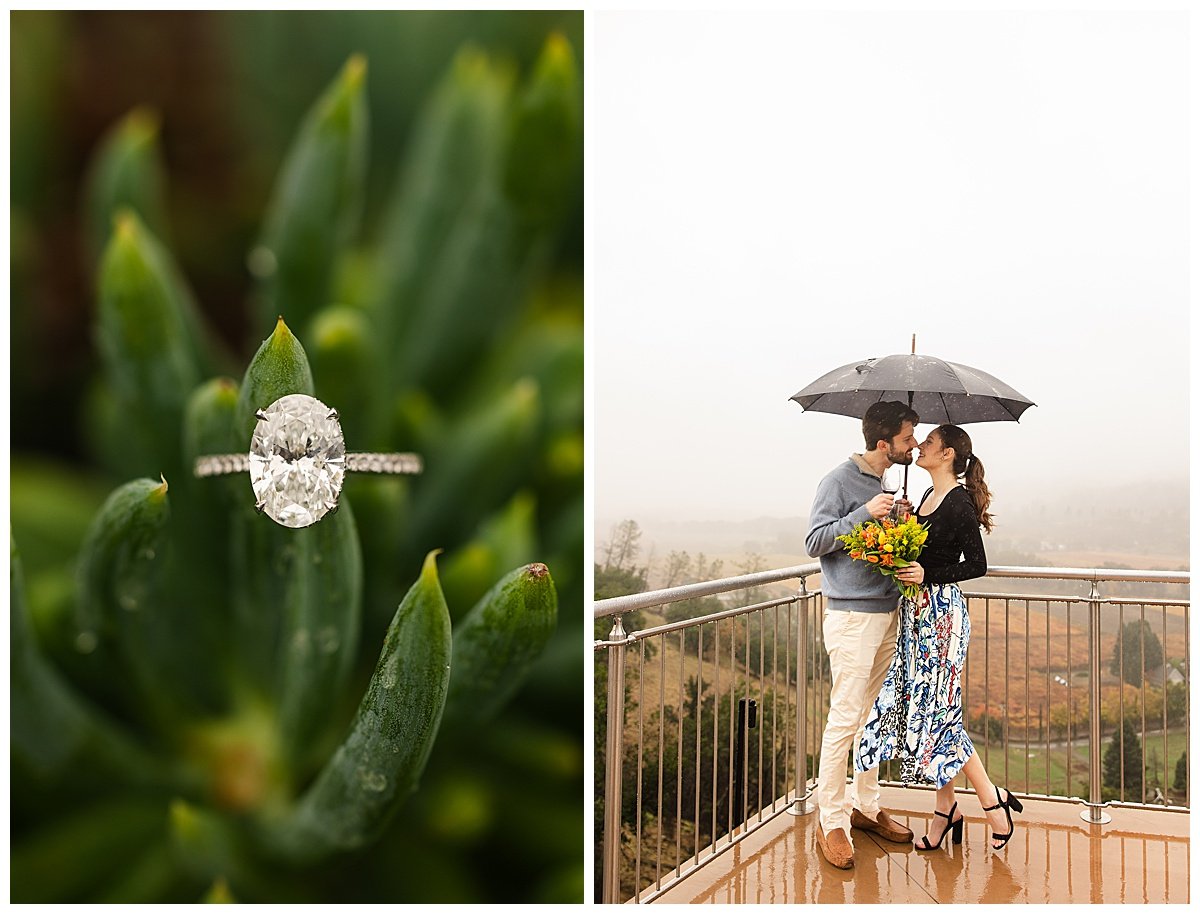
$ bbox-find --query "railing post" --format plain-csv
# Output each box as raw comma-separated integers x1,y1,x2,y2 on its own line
789,575,813,816
603,614,628,902
1082,577,1112,824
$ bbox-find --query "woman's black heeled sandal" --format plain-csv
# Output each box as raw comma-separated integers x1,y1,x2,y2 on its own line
983,787,1024,849
915,801,964,851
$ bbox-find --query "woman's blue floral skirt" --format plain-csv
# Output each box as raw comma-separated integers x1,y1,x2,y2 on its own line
854,582,975,788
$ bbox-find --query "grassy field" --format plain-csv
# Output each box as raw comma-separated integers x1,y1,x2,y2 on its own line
882,729,1189,805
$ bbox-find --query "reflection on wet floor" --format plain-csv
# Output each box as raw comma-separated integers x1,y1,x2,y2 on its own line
650,786,1189,904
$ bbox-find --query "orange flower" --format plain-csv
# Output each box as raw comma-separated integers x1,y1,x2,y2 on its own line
867,555,880,564
882,555,894,566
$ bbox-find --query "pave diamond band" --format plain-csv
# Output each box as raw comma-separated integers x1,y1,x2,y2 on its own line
194,452,423,478
194,392,422,528
345,452,423,475
194,453,252,478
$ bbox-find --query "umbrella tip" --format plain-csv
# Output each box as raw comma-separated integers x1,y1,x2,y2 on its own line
911,333,916,354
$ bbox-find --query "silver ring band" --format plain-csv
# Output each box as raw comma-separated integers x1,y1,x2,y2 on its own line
194,452,423,478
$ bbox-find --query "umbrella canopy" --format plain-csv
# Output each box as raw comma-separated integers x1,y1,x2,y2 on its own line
790,353,1035,425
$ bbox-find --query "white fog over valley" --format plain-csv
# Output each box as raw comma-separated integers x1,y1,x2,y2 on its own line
594,11,1188,587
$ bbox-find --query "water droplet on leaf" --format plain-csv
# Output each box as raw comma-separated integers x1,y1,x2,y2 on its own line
358,767,387,792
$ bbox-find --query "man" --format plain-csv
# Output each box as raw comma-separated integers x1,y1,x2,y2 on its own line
804,400,920,869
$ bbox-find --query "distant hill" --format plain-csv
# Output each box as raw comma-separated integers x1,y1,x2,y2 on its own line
597,477,1189,585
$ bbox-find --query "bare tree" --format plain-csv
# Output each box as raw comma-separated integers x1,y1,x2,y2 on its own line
737,551,767,576
603,519,643,572
662,550,692,588
738,551,768,603
694,552,724,583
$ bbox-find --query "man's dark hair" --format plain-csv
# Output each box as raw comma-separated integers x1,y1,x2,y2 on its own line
862,401,919,450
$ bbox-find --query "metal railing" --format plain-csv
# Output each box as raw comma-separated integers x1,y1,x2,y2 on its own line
594,564,1189,904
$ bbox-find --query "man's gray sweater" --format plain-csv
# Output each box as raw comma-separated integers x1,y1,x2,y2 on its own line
805,455,900,613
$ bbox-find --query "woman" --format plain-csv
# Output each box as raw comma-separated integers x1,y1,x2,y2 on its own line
854,424,1023,851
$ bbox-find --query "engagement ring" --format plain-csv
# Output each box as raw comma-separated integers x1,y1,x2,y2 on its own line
195,393,422,529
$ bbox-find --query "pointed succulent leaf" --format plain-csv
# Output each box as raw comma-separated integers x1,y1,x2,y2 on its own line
235,317,315,437
441,490,537,619
183,377,240,468
267,551,451,860
344,474,413,630
196,332,359,766
74,476,225,720
406,378,540,556
443,563,557,727
229,319,321,694
253,55,368,333
96,211,202,475
182,376,242,512
174,379,245,705
466,296,584,432
372,48,511,363
273,499,363,769
84,107,170,268
74,477,188,721
308,304,381,447
503,33,582,228
12,539,165,784
390,39,581,396
75,477,171,645
393,195,523,394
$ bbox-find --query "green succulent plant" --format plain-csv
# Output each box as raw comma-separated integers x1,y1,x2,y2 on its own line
11,34,582,903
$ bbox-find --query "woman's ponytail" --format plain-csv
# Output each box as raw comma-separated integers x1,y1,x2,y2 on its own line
963,453,994,533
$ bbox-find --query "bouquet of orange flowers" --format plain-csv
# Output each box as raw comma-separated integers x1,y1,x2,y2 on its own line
836,514,930,600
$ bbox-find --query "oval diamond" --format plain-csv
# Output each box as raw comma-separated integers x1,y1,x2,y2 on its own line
249,394,346,528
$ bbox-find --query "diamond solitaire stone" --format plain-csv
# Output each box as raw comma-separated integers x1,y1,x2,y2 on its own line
249,394,346,528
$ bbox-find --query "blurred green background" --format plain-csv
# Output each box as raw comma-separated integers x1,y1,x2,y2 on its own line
10,10,583,903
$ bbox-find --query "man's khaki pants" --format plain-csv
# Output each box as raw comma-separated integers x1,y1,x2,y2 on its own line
815,607,899,837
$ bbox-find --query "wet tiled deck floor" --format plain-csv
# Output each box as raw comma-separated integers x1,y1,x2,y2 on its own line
649,786,1189,904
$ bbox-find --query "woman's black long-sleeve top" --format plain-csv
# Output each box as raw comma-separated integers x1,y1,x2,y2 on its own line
915,485,987,584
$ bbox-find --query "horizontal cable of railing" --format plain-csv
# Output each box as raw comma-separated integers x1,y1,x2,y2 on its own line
595,564,1190,622
594,564,819,617
596,596,800,645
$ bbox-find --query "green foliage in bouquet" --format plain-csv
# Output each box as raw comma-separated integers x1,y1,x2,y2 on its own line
836,515,929,600
11,36,582,903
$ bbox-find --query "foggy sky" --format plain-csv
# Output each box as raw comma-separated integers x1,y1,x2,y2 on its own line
594,10,1189,529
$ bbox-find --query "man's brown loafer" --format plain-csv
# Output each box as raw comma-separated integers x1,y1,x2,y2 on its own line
851,808,914,844
816,824,854,869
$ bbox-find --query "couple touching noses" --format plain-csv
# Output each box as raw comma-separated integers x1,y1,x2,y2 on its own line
805,401,1022,870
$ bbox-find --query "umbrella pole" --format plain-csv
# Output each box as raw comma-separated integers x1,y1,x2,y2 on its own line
903,388,914,500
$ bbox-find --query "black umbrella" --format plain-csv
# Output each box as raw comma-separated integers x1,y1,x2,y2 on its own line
790,338,1034,496
790,351,1035,425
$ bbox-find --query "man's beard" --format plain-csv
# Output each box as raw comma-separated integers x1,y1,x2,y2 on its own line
887,446,913,466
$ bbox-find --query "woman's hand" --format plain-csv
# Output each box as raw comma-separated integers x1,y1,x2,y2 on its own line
895,561,924,585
